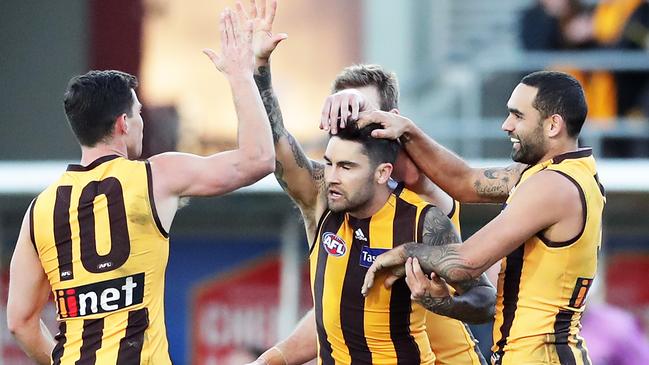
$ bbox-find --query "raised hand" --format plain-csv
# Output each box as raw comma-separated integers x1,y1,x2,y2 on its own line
320,89,371,135
235,0,287,62
203,8,255,78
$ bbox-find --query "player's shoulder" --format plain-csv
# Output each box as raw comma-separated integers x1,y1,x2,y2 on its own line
516,169,581,204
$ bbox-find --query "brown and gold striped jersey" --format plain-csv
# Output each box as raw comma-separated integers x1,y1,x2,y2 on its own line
30,155,171,365
310,184,482,365
491,149,605,365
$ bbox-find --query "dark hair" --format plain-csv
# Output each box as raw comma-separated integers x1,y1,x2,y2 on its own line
332,64,399,111
521,71,587,138
333,122,400,166
63,70,138,146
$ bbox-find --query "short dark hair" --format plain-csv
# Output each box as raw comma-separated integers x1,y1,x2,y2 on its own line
521,71,587,138
332,64,399,111
333,121,400,167
63,70,138,146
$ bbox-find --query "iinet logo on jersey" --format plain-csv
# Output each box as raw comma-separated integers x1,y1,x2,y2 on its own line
55,273,145,318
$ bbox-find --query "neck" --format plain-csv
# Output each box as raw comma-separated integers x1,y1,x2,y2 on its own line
347,185,392,219
539,139,580,163
79,143,128,166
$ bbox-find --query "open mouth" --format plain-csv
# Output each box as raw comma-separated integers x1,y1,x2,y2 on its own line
328,189,343,200
510,137,521,147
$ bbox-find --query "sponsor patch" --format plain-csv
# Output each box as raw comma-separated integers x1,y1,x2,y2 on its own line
359,246,389,268
55,273,145,318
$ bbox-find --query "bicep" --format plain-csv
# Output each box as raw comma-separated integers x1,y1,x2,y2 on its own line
150,151,265,198
7,211,50,323
461,171,569,269
420,206,460,246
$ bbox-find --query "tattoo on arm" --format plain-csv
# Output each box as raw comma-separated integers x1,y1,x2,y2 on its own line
421,207,460,246
407,207,495,322
473,164,526,200
254,65,287,143
254,65,325,194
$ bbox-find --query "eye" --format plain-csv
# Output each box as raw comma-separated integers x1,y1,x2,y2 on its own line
325,161,332,166
341,165,351,170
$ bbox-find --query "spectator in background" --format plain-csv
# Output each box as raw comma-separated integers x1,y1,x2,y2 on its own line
580,274,649,364
520,0,649,157
520,0,594,50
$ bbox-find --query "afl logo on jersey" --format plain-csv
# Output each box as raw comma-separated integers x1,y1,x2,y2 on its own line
322,232,347,257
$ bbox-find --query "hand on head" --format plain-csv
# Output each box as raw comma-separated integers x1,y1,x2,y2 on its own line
320,89,370,134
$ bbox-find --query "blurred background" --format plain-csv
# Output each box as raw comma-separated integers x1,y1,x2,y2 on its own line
1,0,649,364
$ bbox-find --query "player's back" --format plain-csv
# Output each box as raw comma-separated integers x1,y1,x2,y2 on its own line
31,155,171,365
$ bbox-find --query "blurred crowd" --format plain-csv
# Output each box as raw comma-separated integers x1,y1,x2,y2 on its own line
520,0,649,157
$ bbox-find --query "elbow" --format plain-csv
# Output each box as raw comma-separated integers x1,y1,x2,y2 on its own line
468,287,497,324
7,313,28,338
242,153,276,184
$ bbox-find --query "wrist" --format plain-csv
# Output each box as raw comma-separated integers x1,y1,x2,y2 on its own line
258,345,288,365
399,119,418,143
255,57,270,68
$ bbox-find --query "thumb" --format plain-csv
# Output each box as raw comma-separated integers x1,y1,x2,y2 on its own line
371,129,389,139
384,274,400,289
202,48,220,64
430,272,446,285
271,33,288,47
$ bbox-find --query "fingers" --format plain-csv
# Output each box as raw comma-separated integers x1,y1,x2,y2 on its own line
339,97,350,129
259,0,267,19
267,0,278,26
356,111,374,129
228,8,240,46
411,257,427,281
235,1,249,21
320,97,333,131
351,97,360,121
361,266,378,296
329,97,342,135
220,11,229,48
249,0,258,18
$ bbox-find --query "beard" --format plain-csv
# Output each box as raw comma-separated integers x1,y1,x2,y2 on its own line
327,182,375,214
510,127,546,165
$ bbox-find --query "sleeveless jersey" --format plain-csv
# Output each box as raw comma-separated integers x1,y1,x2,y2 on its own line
425,200,486,365
30,155,171,365
491,149,605,365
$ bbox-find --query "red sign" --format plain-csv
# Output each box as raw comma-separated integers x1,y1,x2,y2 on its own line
191,256,283,364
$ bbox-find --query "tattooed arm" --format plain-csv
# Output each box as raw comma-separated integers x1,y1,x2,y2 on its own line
356,111,526,203
243,0,326,241
404,207,495,324
364,170,577,318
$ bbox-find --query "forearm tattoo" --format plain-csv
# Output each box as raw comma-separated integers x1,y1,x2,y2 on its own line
254,65,325,191
254,65,287,143
473,164,525,200
407,207,495,322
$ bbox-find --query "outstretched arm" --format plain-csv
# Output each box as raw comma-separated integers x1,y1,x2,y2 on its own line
242,0,326,239
357,111,526,203
7,207,55,365
402,207,495,324
150,8,275,230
